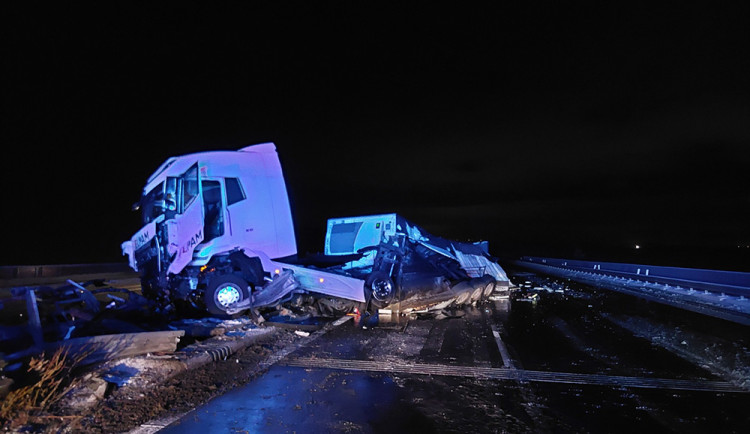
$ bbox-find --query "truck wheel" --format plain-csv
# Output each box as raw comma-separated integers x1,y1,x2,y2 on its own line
483,280,496,298
205,274,249,316
366,271,394,309
470,285,484,303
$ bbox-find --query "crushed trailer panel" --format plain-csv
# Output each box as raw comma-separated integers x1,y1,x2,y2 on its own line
323,213,510,308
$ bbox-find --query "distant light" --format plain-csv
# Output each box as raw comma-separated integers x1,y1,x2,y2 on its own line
274,269,280,275
635,245,640,249
200,265,208,272
319,278,325,283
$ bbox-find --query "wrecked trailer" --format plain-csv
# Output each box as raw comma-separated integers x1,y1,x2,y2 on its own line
318,213,509,311
263,213,510,318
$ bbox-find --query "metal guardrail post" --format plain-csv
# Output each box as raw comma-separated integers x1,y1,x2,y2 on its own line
25,289,43,349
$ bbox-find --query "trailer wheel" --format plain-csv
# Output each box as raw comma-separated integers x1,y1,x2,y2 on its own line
366,271,394,309
483,280,496,298
205,274,250,316
470,285,484,303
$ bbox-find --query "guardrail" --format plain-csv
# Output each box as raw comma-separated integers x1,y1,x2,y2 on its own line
0,263,132,280
518,256,750,298
514,256,750,325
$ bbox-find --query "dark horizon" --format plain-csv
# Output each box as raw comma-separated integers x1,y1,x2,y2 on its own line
3,4,749,271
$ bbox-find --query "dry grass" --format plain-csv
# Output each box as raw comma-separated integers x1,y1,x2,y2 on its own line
0,347,89,429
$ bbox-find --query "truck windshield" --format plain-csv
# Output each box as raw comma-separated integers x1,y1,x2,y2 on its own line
141,177,178,224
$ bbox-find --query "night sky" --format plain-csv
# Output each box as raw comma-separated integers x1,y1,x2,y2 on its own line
3,3,750,270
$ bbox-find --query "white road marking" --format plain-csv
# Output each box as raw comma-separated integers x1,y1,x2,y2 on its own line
490,324,516,369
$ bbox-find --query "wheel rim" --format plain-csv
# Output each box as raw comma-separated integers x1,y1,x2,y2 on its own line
216,284,242,307
371,278,393,301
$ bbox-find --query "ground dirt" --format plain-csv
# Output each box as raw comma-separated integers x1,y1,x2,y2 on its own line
27,329,302,433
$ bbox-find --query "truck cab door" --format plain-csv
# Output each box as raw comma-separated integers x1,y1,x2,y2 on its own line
166,163,205,274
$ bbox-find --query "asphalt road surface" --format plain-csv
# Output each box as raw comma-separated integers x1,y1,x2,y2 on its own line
159,276,750,433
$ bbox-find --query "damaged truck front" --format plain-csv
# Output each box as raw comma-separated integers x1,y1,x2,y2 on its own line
122,143,365,316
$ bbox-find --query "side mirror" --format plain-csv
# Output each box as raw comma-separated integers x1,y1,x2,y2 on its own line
165,194,177,211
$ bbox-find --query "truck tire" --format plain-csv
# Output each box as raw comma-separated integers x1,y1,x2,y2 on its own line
204,274,250,317
366,271,395,310
483,280,496,298
470,285,484,303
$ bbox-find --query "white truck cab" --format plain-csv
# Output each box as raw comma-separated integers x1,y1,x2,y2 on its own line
122,143,364,315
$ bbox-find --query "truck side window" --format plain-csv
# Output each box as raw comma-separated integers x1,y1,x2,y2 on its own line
202,180,224,242
225,177,245,206
164,177,178,218
141,184,164,224
181,164,200,211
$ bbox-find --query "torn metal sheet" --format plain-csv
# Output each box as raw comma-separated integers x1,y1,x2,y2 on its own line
321,213,509,310
1,279,164,361
226,269,299,314
453,247,508,281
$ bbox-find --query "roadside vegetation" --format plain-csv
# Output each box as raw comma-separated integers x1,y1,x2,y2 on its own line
1,347,89,430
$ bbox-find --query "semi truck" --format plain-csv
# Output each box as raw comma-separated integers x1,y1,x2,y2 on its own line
121,143,366,316
122,143,508,317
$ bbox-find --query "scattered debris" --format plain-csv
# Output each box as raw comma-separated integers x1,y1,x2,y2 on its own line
46,330,184,367
102,364,141,387
170,318,227,338
63,376,110,409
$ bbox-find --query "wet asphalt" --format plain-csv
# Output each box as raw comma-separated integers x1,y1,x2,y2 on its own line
161,274,750,433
